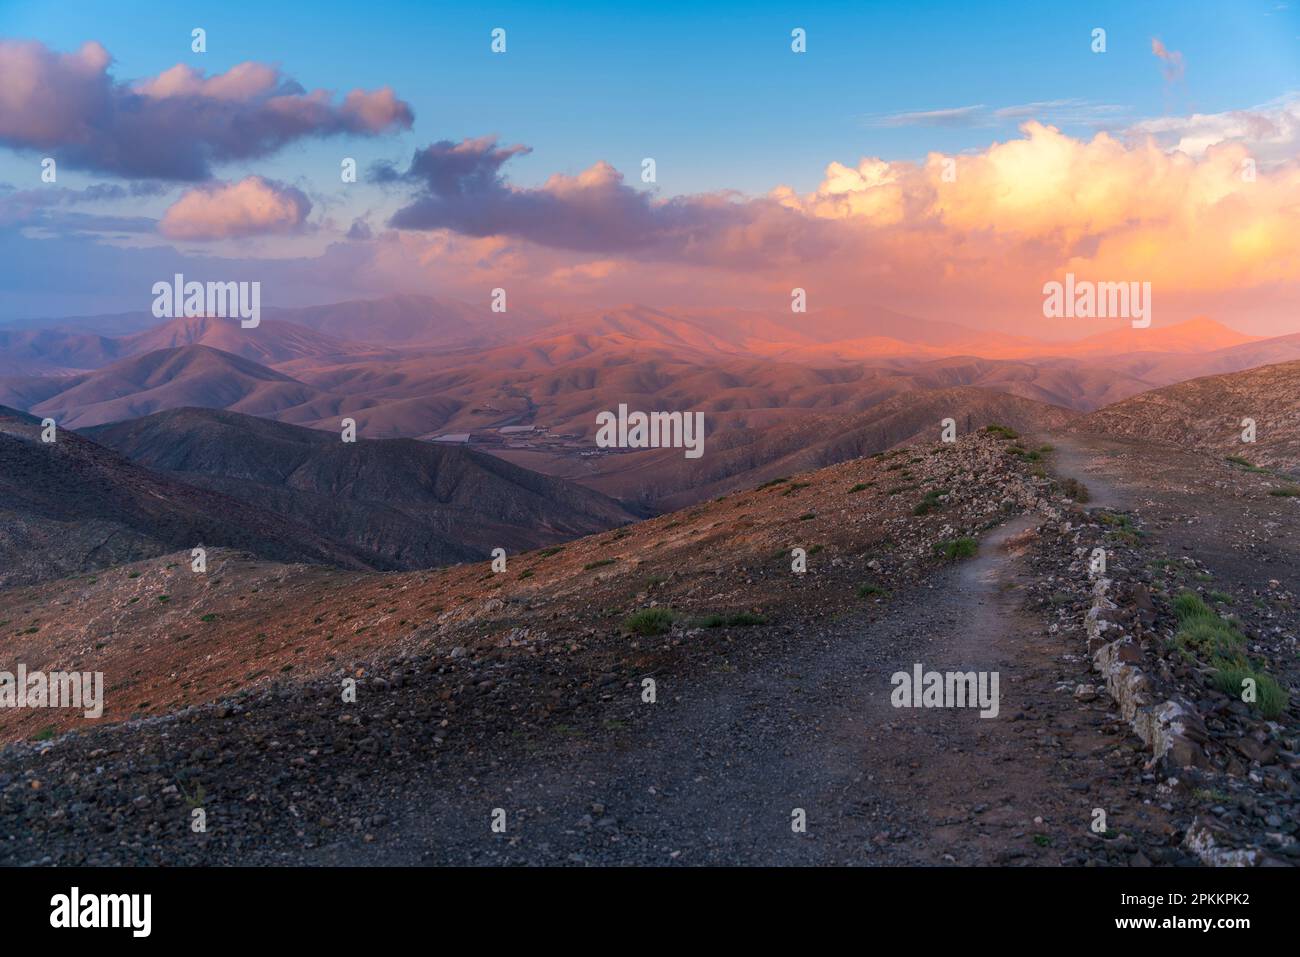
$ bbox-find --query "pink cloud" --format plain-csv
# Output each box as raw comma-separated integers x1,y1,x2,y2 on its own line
382,137,834,267
360,119,1300,337
0,39,413,180
1151,37,1186,83
159,176,311,240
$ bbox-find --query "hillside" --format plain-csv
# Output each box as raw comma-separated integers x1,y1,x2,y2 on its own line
1072,359,1300,476
121,315,392,366
85,407,640,568
2,345,336,429
4,427,1295,867
496,386,1078,507
0,405,375,585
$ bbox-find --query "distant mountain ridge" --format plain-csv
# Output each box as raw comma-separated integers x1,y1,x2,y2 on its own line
497,386,1080,507
86,407,640,568
0,345,330,429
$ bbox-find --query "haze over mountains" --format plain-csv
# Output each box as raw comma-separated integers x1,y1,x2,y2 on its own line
3,295,1298,509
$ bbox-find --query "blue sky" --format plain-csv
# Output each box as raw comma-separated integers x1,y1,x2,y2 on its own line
4,0,1296,195
1,0,1298,323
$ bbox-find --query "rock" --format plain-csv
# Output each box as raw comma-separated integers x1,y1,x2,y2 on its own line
1232,737,1277,765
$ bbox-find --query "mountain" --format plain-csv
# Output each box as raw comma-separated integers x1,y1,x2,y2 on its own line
1072,359,1300,476
0,327,126,375
120,315,392,366
86,407,640,568
1047,316,1260,358
263,294,546,347
1110,332,1300,386
0,405,375,586
2,345,336,429
495,386,1078,507
0,315,390,376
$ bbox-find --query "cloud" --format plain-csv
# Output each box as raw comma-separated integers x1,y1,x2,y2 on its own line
869,105,987,128
0,181,163,231
159,176,311,240
368,117,1300,330
0,40,413,180
1125,94,1300,162
867,100,1130,129
9,106,1300,338
767,120,1300,324
383,136,832,266
1151,37,1186,83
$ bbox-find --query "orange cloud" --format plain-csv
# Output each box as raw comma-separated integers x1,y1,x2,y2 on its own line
780,121,1300,294
353,118,1300,336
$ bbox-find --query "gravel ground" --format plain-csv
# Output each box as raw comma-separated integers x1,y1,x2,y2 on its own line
2,432,1293,866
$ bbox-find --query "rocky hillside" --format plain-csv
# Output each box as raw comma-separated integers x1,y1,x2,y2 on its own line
0,405,376,586
545,386,1078,507
0,427,1295,867
1073,360,1300,477
0,428,1043,740
86,407,640,568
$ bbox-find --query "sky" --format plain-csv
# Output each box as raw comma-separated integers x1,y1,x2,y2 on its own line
1,0,1299,337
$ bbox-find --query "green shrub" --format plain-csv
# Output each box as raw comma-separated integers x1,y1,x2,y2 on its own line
912,488,949,515
1212,662,1290,719
624,608,675,636
1172,590,1214,622
935,537,978,560
1175,618,1245,660
1059,477,1090,503
697,611,767,628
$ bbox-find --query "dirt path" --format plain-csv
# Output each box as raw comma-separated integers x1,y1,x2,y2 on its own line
1045,434,1127,510
306,511,1176,865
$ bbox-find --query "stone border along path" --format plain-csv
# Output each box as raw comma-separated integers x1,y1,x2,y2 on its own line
1050,434,1276,867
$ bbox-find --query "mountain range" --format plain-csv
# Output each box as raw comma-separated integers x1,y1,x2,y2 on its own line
0,403,636,586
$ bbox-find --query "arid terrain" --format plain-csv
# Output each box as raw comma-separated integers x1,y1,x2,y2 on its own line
0,297,1296,868
0,374,1296,864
